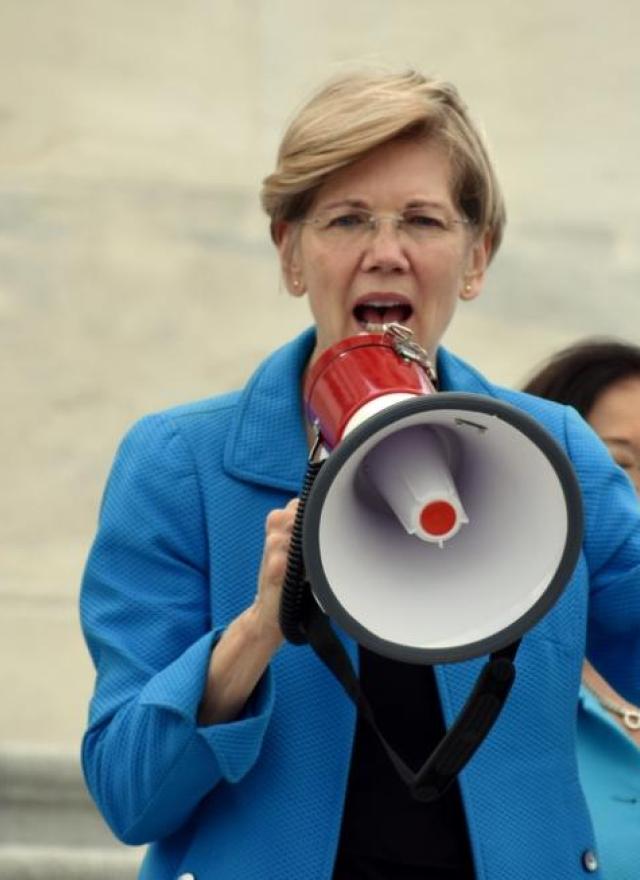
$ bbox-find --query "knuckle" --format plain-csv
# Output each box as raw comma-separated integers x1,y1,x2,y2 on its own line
265,509,281,530
264,532,282,553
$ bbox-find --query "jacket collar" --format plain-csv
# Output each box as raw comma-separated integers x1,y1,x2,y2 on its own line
224,328,498,491
223,328,317,492
436,346,496,396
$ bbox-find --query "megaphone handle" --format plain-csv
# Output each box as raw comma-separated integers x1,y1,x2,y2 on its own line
305,607,519,803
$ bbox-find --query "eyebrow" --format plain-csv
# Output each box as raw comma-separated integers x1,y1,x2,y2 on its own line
317,198,451,211
317,199,368,210
602,437,634,448
406,199,450,211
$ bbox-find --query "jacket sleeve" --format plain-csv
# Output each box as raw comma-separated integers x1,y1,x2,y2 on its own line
564,406,640,705
80,413,275,845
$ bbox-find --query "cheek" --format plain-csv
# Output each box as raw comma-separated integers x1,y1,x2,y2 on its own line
416,260,464,306
306,251,356,296
421,244,468,282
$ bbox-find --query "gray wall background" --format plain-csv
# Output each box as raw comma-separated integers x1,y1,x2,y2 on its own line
2,0,640,746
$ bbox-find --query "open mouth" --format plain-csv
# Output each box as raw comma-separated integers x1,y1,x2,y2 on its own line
353,300,413,330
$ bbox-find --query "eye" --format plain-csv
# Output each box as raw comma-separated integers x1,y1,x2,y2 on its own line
403,212,447,230
611,454,634,471
325,211,369,230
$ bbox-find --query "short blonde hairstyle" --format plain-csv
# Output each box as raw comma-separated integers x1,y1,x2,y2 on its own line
261,70,506,258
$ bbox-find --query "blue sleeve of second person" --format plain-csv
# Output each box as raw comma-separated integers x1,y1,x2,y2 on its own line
565,406,640,705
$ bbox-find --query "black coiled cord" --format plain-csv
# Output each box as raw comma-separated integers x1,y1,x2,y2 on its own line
279,459,324,645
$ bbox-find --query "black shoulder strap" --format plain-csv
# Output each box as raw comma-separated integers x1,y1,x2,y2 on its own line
280,458,519,802
305,602,518,802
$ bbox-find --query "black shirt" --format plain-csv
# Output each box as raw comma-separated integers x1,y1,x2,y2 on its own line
333,648,476,879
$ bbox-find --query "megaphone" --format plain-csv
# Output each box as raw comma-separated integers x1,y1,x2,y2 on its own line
280,324,582,799
282,323,582,660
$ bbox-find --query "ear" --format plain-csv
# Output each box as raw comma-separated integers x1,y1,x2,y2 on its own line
275,221,306,297
460,230,492,301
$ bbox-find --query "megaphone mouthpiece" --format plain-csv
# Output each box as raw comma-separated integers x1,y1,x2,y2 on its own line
304,330,437,449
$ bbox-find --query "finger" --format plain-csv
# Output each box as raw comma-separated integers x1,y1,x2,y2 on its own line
263,531,293,556
261,551,289,586
265,504,298,536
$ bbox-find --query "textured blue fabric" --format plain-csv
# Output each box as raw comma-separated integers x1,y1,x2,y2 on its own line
577,687,640,880
80,327,640,879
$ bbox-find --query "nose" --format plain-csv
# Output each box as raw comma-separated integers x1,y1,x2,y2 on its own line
360,217,411,273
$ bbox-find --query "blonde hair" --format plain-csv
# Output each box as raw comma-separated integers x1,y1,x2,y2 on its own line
261,70,506,258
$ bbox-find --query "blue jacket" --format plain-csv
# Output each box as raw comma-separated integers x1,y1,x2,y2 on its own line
80,328,640,879
577,686,640,879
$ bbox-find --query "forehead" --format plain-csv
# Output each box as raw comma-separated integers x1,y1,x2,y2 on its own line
312,138,455,208
588,375,640,437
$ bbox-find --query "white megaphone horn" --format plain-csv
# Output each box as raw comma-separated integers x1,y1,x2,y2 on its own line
281,324,582,663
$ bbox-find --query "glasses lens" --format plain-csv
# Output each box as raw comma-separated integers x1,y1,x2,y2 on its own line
400,209,451,241
316,209,371,237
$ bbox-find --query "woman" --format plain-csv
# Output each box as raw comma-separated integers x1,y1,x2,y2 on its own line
80,70,640,879
524,341,640,493
524,339,640,880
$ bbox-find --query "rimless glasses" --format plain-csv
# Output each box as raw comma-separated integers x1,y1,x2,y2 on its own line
301,206,470,247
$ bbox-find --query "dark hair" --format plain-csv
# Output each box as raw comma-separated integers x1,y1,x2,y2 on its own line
523,339,640,418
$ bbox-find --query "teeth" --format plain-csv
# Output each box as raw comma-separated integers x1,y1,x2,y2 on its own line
362,300,402,307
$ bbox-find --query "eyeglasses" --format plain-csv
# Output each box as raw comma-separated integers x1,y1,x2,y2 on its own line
301,207,470,247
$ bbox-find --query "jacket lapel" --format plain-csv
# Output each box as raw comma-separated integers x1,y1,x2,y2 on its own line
223,328,317,493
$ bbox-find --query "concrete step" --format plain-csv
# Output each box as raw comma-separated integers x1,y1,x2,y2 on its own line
0,743,143,878
0,845,141,880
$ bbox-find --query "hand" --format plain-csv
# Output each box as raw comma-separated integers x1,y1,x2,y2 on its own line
251,498,300,645
198,498,299,725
